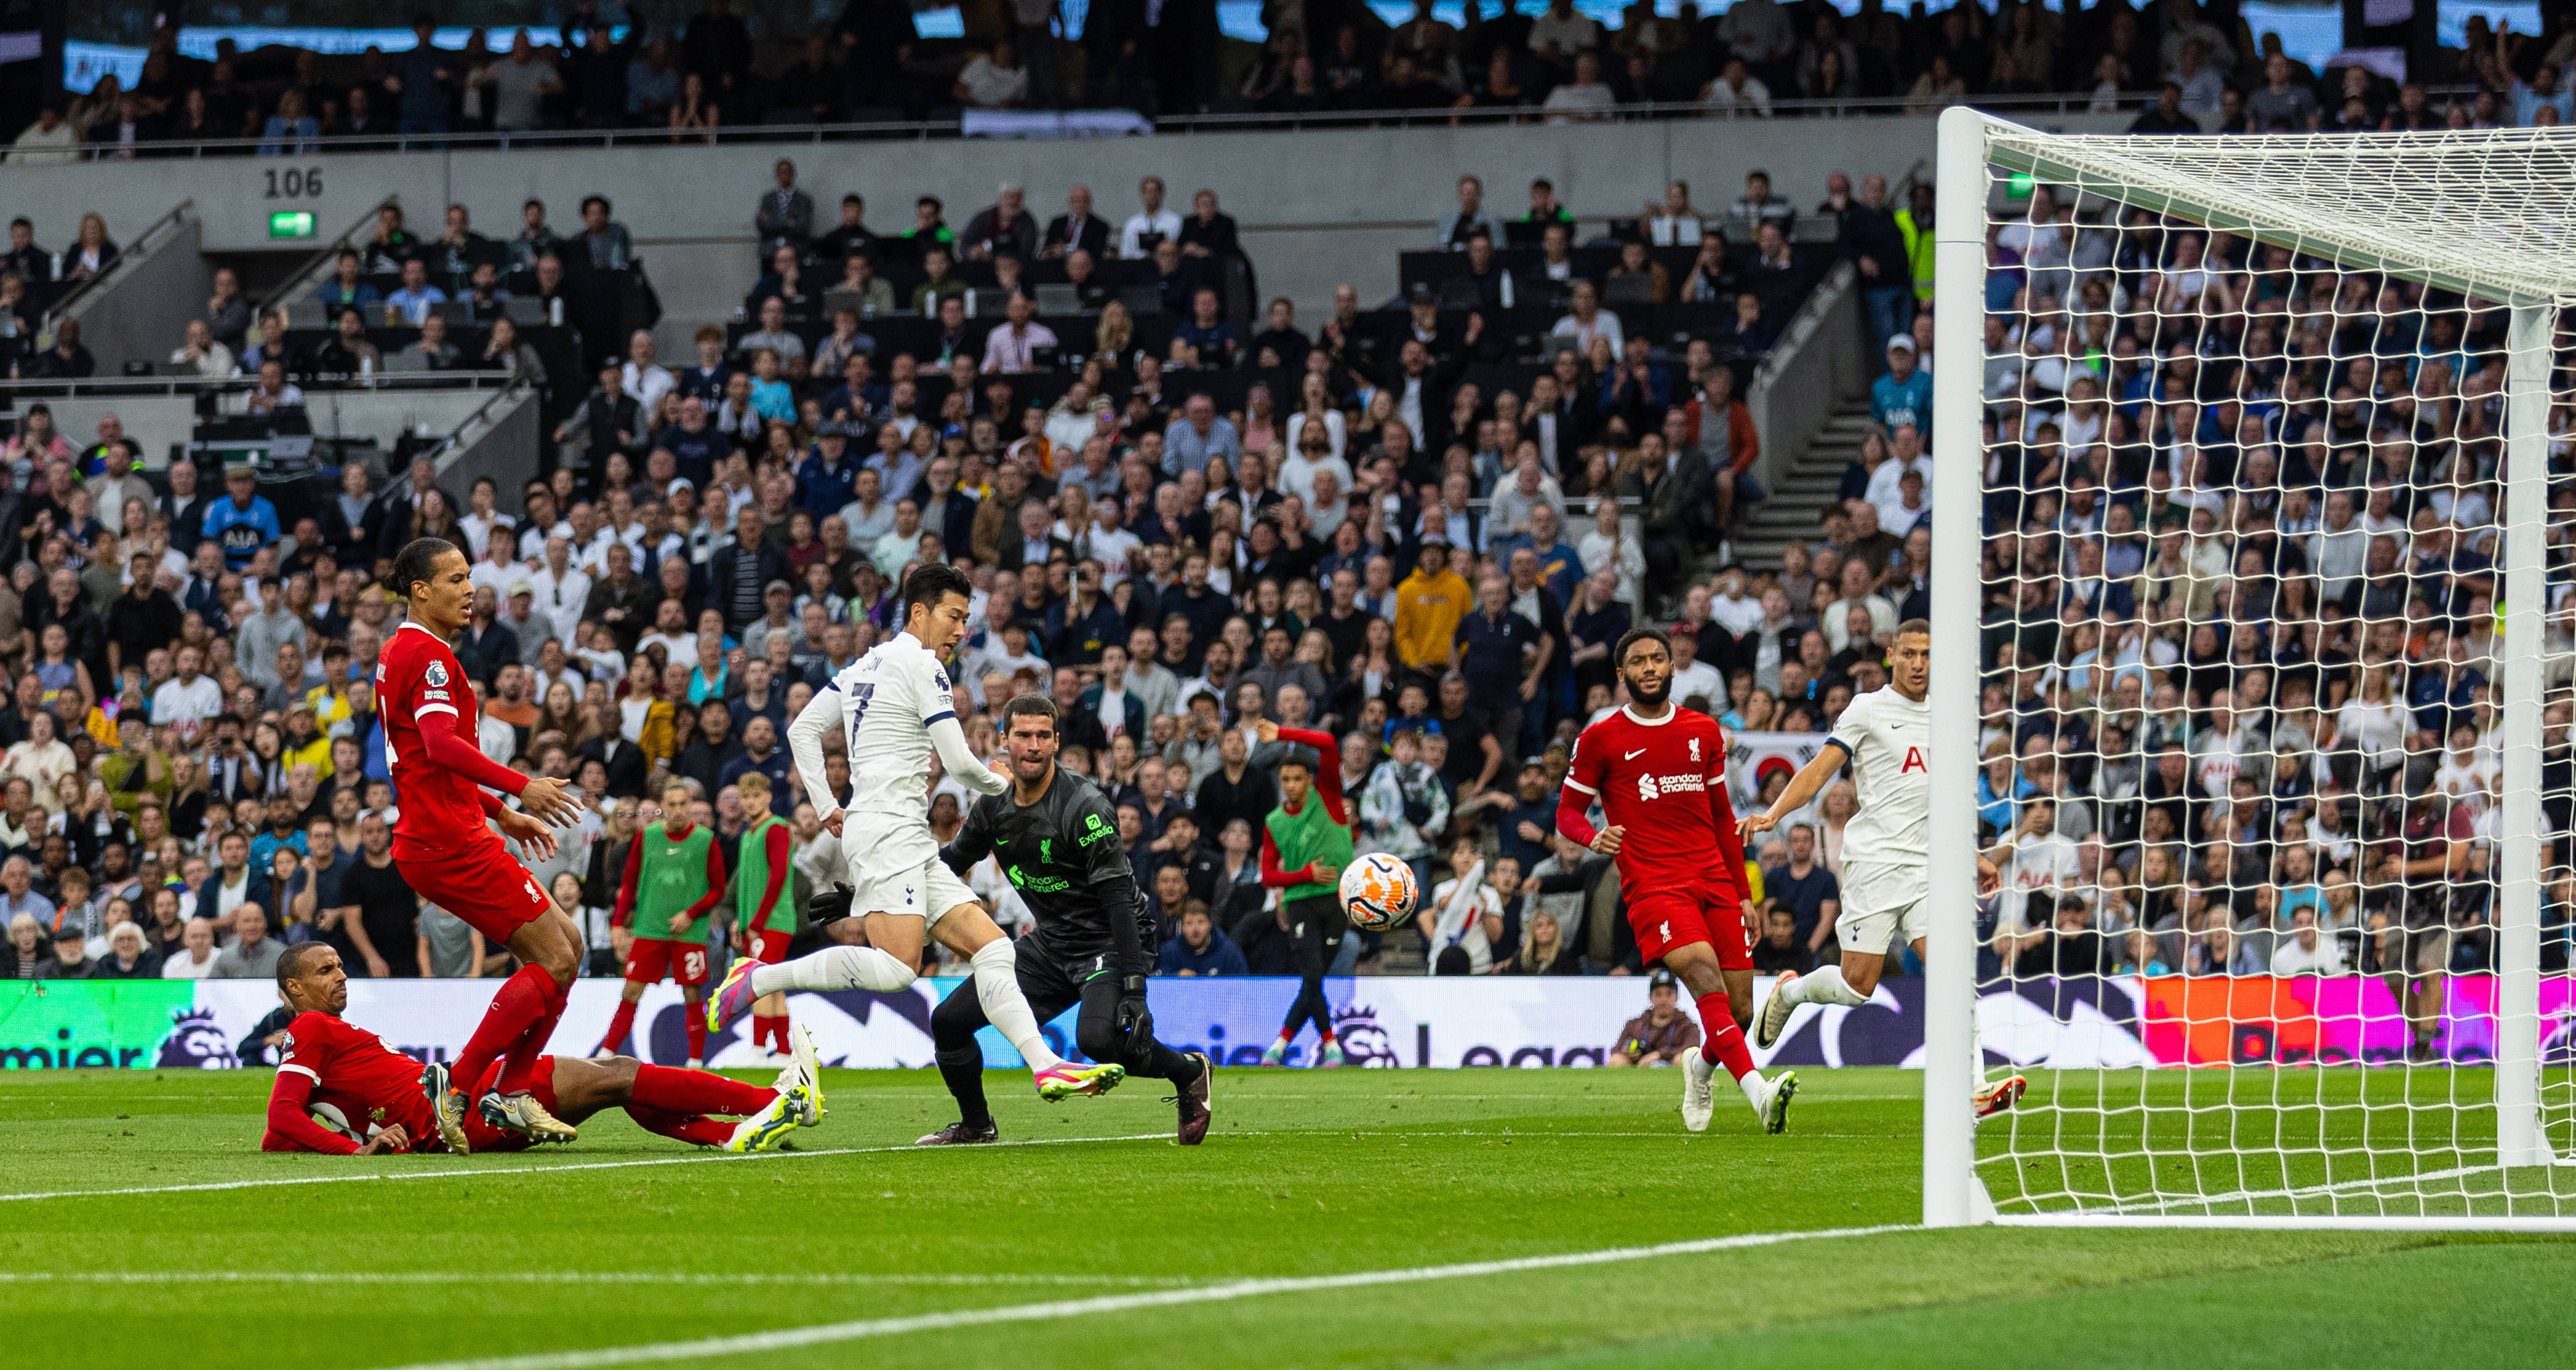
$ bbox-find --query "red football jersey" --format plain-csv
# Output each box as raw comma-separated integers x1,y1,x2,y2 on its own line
275,1010,436,1149
1565,706,1735,889
376,620,494,857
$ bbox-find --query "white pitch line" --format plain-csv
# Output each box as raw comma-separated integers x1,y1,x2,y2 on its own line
0,1272,1193,1289
2087,1160,2505,1217
362,1223,1916,1370
0,1133,1174,1204
363,1221,1906,1370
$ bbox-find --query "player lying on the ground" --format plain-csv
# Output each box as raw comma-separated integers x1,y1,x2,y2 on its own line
378,537,592,1151
1740,619,2024,1120
260,943,821,1155
1555,627,1796,1134
708,562,1124,1104
916,695,1214,1146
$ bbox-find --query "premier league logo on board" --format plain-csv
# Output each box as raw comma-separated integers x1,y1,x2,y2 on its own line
1331,1003,1401,1067
155,1006,240,1069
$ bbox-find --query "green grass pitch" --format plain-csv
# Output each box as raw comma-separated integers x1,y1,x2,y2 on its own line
2,1066,2571,1369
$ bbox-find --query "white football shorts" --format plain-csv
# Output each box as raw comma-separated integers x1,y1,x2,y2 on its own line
842,821,978,927
1835,858,1928,955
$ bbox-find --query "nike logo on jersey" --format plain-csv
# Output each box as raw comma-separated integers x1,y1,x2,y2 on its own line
1625,748,1647,760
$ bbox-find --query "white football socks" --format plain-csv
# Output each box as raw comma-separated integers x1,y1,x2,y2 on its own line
1792,965,1874,1009
756,944,916,995
970,938,1066,1074
1740,1068,1767,1109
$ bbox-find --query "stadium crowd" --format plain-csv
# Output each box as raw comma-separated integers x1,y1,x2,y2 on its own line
14,0,2576,149
1949,170,2576,1058
0,131,1822,987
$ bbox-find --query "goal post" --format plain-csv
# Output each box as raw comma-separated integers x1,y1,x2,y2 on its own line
1925,108,2576,1228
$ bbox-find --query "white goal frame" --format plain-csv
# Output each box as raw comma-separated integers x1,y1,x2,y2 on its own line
1923,108,2575,1229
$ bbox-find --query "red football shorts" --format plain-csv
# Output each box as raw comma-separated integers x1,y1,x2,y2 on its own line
458,1055,559,1154
1628,878,1753,970
397,838,553,943
743,928,794,965
624,937,711,987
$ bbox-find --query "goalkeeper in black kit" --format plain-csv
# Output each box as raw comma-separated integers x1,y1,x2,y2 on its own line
917,695,1215,1146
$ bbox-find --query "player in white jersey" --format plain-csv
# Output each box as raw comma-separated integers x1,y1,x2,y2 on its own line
1739,620,2024,1119
707,563,1126,1103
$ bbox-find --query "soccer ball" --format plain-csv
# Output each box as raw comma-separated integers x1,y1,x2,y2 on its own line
1338,852,1419,931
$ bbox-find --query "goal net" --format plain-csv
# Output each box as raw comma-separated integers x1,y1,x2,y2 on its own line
1923,111,2576,1227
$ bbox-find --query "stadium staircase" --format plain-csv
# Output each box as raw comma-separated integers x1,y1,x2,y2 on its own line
1724,398,1870,573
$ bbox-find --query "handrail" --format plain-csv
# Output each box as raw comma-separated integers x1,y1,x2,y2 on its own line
11,87,2491,161
40,198,193,342
0,372,515,399
255,193,401,318
424,375,534,465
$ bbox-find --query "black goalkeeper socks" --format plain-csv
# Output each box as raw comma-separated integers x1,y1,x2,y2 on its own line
939,1057,993,1131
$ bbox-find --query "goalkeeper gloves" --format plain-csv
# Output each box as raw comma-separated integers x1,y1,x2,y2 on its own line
808,883,855,927
1115,974,1150,1035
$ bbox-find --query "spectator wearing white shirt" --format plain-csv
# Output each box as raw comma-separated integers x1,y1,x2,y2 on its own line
529,536,593,650
1702,57,1774,115
169,320,237,379
159,915,222,979
1119,176,1183,258
150,645,224,739
1422,845,1504,976
1548,280,1623,358
1540,53,1615,123
1989,798,2078,939
1708,565,1766,640
620,330,675,415
953,39,1030,109
2267,907,2350,976
469,524,535,600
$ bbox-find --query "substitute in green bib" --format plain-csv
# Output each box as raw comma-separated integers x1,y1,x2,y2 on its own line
1257,721,1356,1068
727,772,798,1061
594,779,728,1067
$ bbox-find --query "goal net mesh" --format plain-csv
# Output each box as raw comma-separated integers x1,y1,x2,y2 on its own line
1954,123,2576,1221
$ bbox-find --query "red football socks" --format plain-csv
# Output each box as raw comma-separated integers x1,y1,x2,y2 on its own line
499,980,572,1095
1697,991,1755,1081
623,1105,735,1148
631,1062,776,1117
454,965,559,1098
684,1006,708,1063
595,1000,640,1058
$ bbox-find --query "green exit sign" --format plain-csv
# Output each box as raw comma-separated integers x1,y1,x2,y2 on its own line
268,211,315,239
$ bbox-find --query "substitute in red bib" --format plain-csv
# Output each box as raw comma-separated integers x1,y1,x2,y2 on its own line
378,536,591,1152
260,943,821,1156
1556,626,1796,1134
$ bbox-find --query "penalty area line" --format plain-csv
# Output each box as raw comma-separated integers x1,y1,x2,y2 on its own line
361,1224,1917,1370
0,1133,1175,1204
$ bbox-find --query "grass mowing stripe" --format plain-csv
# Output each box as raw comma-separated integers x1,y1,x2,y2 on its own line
0,1133,1176,1203
359,1223,1915,1370
0,1272,1196,1289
